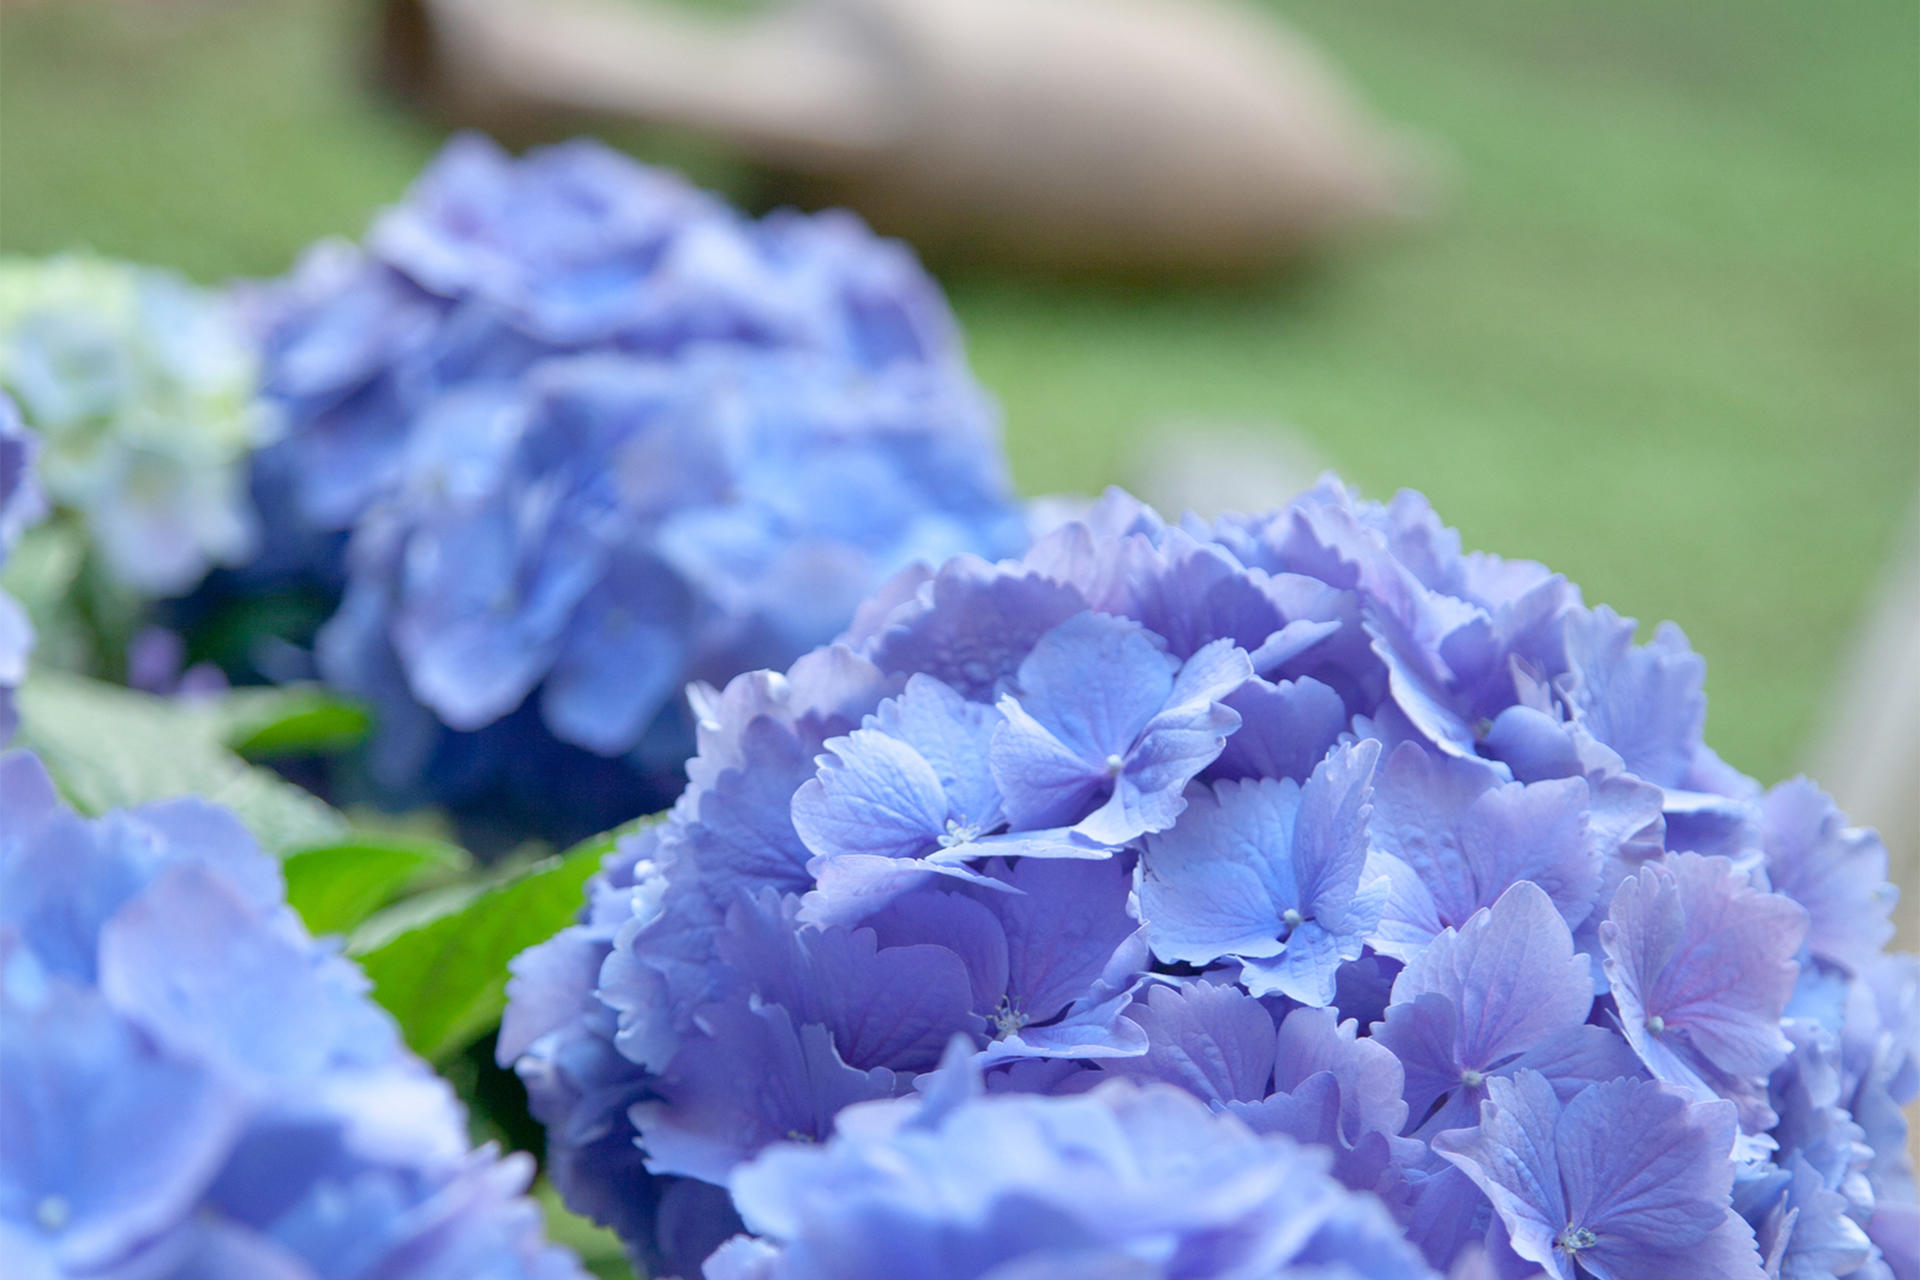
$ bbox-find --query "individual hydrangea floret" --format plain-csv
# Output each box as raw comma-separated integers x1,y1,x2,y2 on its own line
1373,880,1639,1138
504,478,1917,1279
1758,778,1897,974
1433,1070,1765,1279
0,254,265,598
1601,851,1807,1133
1138,740,1385,1005
242,135,1025,837
0,749,584,1280
706,1046,1438,1280
1366,742,1599,961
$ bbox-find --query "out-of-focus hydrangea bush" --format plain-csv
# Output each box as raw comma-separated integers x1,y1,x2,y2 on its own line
505,479,1918,1279
241,134,1026,838
0,394,45,740
0,255,266,601
0,748,584,1280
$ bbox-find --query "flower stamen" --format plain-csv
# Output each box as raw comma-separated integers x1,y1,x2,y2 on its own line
1555,1225,1597,1255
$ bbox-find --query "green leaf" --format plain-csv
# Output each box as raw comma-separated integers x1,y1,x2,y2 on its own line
280,833,469,937
353,840,610,1063
0,521,100,672
0,521,85,625
12,670,345,853
199,683,372,759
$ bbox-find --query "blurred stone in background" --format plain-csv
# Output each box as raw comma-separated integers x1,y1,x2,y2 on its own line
382,0,1428,274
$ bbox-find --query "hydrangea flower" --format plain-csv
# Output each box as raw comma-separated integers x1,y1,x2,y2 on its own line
0,748,584,1280
0,254,265,598
0,393,44,742
1433,1070,1764,1278
504,478,1918,1279
704,1043,1438,1280
241,134,1025,836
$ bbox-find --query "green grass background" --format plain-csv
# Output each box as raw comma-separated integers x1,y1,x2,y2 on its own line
3,0,1915,786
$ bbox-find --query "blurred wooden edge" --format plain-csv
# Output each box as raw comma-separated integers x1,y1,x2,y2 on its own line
1808,496,1919,951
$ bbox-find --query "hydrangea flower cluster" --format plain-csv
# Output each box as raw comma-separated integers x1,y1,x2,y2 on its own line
0,748,584,1280
0,394,44,741
504,479,1918,1280
244,134,1025,832
705,1041,1439,1280
0,254,265,598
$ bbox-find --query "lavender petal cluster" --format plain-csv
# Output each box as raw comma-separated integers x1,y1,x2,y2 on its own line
505,478,1917,1280
704,1042,1438,1280
243,134,1025,832
0,748,585,1280
0,255,266,598
0,394,45,742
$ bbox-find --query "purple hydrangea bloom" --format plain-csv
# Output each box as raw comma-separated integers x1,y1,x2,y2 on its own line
987,611,1249,845
1373,881,1641,1139
0,394,39,551
1433,1070,1765,1279
0,749,583,1280
0,393,43,742
505,479,1917,1278
1366,742,1600,961
1601,851,1807,1132
237,135,1024,841
1758,779,1897,975
1138,741,1386,1005
706,1048,1438,1280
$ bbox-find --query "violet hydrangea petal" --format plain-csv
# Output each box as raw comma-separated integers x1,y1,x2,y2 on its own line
1759,778,1897,975
1601,852,1807,1131
1373,881,1638,1136
1368,743,1599,960
989,610,1183,829
0,991,244,1274
631,1002,899,1184
1139,742,1383,1006
1435,1071,1767,1280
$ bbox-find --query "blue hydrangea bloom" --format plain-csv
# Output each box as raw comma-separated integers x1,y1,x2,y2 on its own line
0,255,265,598
241,135,1025,838
504,479,1918,1279
1374,881,1639,1139
1138,741,1386,1005
1433,1070,1765,1279
1601,851,1808,1134
0,393,44,742
704,1045,1438,1280
0,749,584,1280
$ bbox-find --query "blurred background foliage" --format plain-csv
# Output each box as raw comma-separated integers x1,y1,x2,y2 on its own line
2,0,1914,787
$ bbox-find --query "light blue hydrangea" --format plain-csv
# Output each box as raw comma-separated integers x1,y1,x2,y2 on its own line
0,254,266,598
0,749,584,1280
